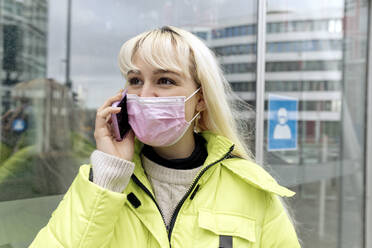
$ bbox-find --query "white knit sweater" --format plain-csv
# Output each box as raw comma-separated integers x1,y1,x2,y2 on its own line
90,150,203,227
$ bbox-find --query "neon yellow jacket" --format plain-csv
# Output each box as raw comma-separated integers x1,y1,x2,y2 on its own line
30,131,301,247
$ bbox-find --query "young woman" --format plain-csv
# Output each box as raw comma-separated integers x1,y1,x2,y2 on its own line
31,26,300,247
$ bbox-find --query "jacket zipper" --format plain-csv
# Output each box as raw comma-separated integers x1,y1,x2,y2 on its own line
132,144,235,248
131,175,168,228
167,145,235,243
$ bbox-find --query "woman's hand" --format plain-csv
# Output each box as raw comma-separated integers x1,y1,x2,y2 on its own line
94,89,135,161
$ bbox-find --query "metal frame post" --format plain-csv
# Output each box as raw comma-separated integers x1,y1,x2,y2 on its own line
365,0,372,246
255,0,266,165
66,0,72,89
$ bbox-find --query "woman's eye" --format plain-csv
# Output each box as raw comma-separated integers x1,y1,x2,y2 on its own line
158,78,175,85
129,78,141,85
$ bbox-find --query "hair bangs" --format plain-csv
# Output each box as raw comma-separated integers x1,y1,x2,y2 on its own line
118,29,192,81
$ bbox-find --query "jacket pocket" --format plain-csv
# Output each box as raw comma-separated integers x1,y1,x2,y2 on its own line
194,208,256,248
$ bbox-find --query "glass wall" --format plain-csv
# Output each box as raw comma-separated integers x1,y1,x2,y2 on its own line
0,0,257,247
263,0,369,248
0,0,370,247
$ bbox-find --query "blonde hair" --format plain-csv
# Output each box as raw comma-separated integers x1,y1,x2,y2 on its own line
118,26,254,161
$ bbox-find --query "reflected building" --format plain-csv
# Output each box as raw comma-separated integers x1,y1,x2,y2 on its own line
0,78,90,201
11,78,72,153
0,0,48,113
191,9,343,164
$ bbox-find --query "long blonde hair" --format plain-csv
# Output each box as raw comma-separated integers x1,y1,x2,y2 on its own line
118,26,254,161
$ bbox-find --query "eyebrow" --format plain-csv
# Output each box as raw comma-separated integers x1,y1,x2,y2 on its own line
127,69,140,75
154,69,181,76
127,69,181,76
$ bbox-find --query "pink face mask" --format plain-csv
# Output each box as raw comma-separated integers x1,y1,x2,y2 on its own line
126,88,201,147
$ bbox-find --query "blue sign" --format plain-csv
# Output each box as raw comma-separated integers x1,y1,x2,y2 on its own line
12,118,27,132
267,94,298,151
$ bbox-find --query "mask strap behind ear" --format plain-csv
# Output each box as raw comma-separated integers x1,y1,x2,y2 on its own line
185,87,201,102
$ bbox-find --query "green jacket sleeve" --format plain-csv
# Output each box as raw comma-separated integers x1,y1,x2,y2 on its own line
29,165,126,248
260,193,301,247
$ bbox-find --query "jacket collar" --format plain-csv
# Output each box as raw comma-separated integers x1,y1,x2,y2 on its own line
221,159,296,197
131,131,234,193
133,131,234,162
200,131,295,197
131,130,295,197
197,131,235,166
199,132,295,197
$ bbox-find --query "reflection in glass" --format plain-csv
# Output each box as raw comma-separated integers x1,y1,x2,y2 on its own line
0,0,370,247
0,0,258,247
263,0,369,247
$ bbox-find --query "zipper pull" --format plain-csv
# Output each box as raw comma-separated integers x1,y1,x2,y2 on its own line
190,184,200,200
127,192,141,208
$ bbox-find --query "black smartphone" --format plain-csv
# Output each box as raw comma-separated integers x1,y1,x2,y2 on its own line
111,90,131,141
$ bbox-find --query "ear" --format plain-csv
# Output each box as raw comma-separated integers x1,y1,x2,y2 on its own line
196,90,206,112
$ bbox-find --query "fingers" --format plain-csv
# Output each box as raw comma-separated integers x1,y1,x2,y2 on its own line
95,106,121,129
94,89,127,141
97,89,125,112
105,113,112,122
107,120,116,138
99,106,121,119
96,89,125,126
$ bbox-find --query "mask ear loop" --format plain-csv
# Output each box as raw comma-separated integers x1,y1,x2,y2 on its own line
187,87,202,133
185,87,201,102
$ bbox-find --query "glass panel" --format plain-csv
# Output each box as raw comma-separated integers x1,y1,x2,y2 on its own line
0,0,257,247
264,0,369,247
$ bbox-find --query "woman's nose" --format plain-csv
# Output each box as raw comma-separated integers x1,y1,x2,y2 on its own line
138,82,156,97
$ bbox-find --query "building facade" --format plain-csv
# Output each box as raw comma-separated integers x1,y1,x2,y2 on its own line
0,0,48,112
192,10,343,161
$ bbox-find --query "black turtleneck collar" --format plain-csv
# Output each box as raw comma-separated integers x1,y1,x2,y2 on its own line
141,132,208,170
